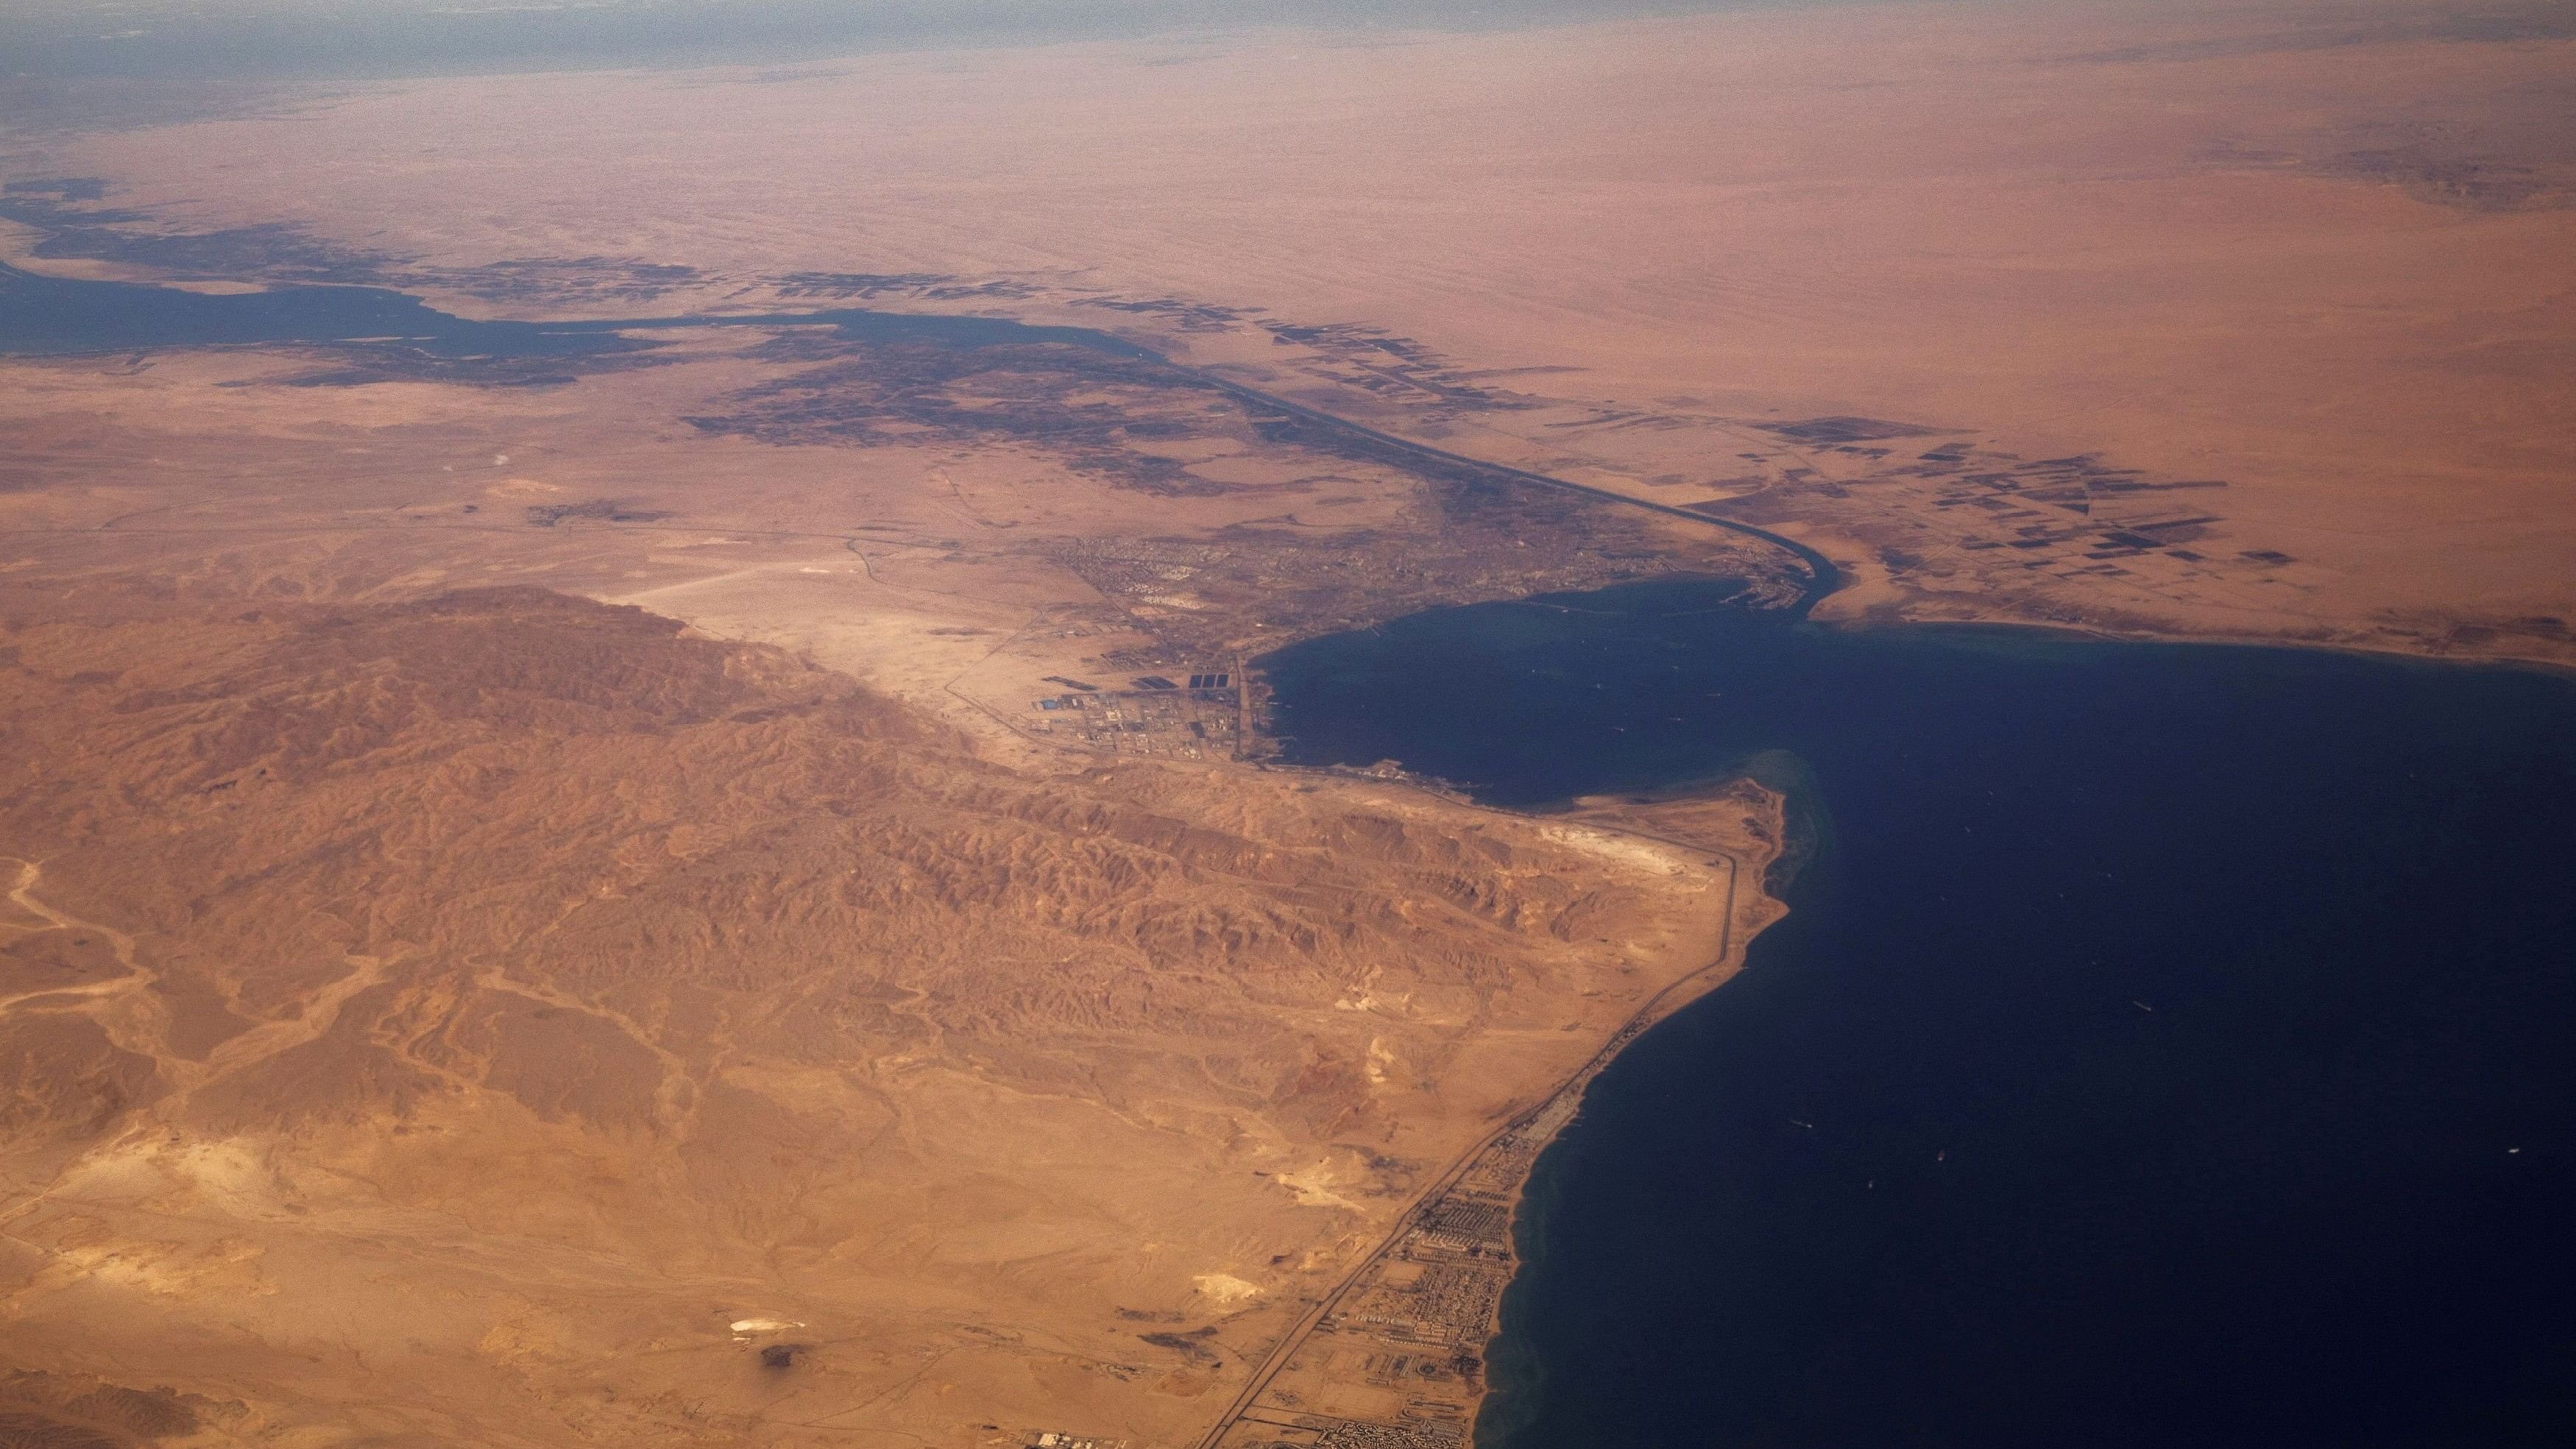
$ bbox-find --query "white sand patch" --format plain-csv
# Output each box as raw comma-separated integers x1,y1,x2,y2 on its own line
1275,1161,1359,1211
1535,822,1694,876
1193,1273,1262,1308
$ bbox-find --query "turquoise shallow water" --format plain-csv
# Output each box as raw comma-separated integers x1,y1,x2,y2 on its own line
1260,579,2576,1448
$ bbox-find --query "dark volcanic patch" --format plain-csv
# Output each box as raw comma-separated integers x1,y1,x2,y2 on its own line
2313,144,2558,211
523,500,676,528
2194,76,2576,213
1071,295,1259,333
401,257,707,307
1139,1329,1224,1366
773,272,957,299
1706,434,2272,598
1254,315,1534,413
679,336,1241,495
773,271,1041,302
0,1371,230,1448
1751,417,1946,445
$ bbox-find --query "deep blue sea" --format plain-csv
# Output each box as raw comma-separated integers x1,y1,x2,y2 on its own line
1259,578,2576,1448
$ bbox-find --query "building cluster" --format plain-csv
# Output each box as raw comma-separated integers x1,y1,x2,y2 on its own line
1211,1091,1591,1449
1028,672,1245,759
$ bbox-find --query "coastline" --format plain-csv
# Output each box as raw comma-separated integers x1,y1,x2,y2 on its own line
1254,581,2576,1446
1198,597,2563,1448
1193,784,1793,1449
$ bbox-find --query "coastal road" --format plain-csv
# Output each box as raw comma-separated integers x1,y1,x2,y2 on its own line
1190,837,1747,1449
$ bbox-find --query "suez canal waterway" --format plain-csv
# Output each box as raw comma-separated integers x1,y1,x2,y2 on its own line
0,260,1838,600
1257,582,2576,1448
14,259,2573,1443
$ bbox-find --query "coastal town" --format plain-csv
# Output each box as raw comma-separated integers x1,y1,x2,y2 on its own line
1025,666,1251,760
1199,1099,1578,1449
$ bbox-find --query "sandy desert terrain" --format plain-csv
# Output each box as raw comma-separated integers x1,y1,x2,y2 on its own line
1,1,2571,1446
6,0,2569,661
0,277,1802,1448
0,581,1783,1449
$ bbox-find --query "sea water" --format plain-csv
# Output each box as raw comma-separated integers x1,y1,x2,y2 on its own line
1261,578,2576,1448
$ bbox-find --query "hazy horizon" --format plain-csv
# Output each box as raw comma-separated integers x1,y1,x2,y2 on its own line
0,0,1833,81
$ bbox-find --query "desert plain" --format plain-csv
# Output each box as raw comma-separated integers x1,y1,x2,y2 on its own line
1,0,2572,1445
